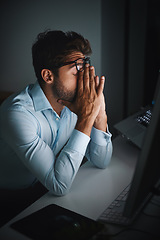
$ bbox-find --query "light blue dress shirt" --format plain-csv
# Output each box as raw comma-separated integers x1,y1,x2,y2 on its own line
0,82,112,196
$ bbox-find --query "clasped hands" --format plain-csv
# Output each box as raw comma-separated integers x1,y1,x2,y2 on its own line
58,64,107,136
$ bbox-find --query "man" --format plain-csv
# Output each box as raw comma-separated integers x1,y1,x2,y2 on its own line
0,30,112,197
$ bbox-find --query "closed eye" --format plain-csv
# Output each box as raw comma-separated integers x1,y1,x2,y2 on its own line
69,64,76,69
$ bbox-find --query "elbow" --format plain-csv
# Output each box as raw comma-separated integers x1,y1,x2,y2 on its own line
49,181,71,197
103,141,113,168
50,187,70,197
46,166,75,197
98,162,109,169
96,158,111,169
51,189,69,197
95,141,113,169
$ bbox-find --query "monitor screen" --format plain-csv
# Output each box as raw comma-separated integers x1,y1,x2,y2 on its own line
124,78,160,218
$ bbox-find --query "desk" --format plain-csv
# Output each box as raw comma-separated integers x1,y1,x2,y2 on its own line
0,136,140,239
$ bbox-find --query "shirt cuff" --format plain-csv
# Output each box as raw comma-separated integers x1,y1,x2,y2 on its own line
66,129,90,156
91,126,112,146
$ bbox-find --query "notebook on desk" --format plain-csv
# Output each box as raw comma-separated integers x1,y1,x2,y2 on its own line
114,71,160,149
11,204,104,240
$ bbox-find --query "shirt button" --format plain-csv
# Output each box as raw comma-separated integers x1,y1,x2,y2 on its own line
56,118,59,121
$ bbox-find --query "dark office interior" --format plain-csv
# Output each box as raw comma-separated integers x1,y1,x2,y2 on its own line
0,0,160,239
102,0,160,135
0,0,160,134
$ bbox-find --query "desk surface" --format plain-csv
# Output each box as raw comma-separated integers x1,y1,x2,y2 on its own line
0,136,140,240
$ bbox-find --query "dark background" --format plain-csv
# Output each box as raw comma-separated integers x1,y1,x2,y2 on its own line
0,0,160,136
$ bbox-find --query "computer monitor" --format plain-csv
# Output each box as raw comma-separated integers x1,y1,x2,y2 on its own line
123,81,160,218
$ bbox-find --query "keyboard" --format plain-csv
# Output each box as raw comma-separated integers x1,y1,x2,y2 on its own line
98,184,132,225
136,109,152,127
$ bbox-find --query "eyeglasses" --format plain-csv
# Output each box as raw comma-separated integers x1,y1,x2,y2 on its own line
55,57,91,72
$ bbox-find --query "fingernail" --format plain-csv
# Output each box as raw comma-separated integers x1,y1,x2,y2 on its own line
90,66,94,70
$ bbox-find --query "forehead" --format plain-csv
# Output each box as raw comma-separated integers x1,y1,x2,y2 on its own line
65,52,85,61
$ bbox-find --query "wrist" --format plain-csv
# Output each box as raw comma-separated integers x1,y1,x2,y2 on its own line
94,114,107,132
75,116,95,137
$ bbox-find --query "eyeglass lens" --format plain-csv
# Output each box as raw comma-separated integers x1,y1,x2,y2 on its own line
76,58,90,72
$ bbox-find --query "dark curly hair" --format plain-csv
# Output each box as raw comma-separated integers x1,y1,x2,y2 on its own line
32,30,92,82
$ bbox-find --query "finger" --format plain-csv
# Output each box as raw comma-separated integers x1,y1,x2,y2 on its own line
95,75,99,89
77,70,84,94
83,63,90,90
89,66,96,92
97,76,105,95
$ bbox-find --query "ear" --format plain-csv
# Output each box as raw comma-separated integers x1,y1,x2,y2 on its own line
41,69,54,84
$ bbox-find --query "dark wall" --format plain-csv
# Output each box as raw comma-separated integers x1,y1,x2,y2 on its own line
0,0,101,92
1,0,160,136
144,0,160,105
102,0,160,136
101,0,126,135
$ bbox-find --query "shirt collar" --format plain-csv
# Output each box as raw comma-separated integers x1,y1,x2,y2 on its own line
30,81,52,112
30,82,71,119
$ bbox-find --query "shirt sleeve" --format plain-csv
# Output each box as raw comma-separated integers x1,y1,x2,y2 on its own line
1,108,90,196
47,130,90,195
85,126,113,169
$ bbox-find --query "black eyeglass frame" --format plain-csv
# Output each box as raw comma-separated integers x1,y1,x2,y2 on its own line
55,57,91,72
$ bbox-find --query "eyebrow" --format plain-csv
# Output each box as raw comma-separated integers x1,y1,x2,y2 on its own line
63,57,85,65
55,57,90,71
69,63,77,69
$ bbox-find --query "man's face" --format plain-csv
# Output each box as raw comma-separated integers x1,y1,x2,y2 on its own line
51,52,85,102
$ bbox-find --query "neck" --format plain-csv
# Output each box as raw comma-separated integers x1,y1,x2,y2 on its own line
40,82,64,116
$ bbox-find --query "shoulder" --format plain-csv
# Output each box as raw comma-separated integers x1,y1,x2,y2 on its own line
0,84,38,127
0,84,34,113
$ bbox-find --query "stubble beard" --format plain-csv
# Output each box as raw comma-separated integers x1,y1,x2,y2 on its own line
52,77,77,102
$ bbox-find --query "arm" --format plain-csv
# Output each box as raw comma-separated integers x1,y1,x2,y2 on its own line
86,127,113,169
58,64,112,168
0,108,90,196
88,75,113,168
